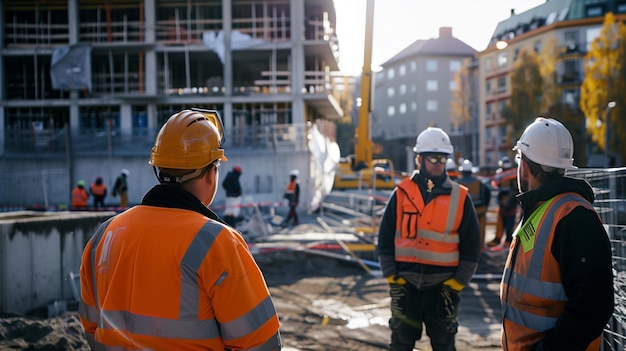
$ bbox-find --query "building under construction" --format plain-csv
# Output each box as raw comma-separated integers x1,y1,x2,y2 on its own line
0,0,346,209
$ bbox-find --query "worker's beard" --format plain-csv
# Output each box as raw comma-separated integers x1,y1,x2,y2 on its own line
419,159,447,186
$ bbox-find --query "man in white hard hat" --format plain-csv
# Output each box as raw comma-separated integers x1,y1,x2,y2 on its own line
377,127,481,351
457,159,491,247
500,117,613,350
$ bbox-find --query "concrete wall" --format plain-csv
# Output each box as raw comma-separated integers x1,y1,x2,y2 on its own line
0,211,115,314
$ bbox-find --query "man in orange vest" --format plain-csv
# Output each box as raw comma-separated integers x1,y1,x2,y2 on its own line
282,169,300,227
457,159,491,247
487,156,519,249
71,180,89,209
79,109,281,350
377,127,481,351
501,118,613,351
89,176,107,208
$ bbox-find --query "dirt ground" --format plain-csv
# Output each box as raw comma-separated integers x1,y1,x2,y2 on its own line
0,218,507,351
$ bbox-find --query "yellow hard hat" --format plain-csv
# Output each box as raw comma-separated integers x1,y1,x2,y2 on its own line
149,109,227,170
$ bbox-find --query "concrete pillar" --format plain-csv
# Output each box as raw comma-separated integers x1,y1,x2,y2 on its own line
290,0,306,125
222,0,233,132
68,0,79,44
120,104,133,132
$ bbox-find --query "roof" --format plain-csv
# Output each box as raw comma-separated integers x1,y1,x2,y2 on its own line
489,0,572,45
382,27,477,66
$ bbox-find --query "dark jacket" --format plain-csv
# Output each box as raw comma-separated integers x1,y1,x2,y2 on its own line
511,176,614,350
377,171,481,288
222,171,242,197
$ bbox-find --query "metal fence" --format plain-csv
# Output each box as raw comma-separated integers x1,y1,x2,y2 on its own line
568,168,626,350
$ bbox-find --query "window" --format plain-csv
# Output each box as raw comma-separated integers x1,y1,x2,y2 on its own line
427,100,438,111
399,103,407,114
411,102,417,111
399,64,406,76
449,80,457,91
426,60,438,72
586,6,603,17
410,84,416,93
497,76,506,92
564,31,579,52
387,87,395,97
497,52,507,67
586,27,602,51
534,40,542,54
426,80,438,91
387,105,395,116
411,61,417,72
486,103,492,119
387,68,395,79
449,60,461,71
486,80,492,95
485,58,492,71
399,84,407,95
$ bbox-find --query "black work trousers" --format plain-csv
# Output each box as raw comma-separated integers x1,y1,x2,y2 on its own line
388,281,460,351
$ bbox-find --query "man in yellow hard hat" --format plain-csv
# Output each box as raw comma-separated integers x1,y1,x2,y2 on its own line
79,109,282,350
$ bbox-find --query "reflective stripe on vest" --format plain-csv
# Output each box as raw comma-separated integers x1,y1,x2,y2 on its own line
502,193,597,350
85,220,276,346
393,178,467,266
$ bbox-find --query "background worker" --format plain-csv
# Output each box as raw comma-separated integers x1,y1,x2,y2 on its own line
446,158,460,180
79,109,281,351
457,159,491,247
222,165,243,227
377,127,481,351
71,180,89,209
112,169,129,207
89,176,107,208
488,156,519,249
501,117,613,351
282,169,300,227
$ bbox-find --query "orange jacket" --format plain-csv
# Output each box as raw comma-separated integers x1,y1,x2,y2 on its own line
72,187,89,207
90,183,107,196
79,206,281,350
501,193,600,351
393,177,468,267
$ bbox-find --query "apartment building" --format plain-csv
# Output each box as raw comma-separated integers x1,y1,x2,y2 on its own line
477,0,626,166
0,0,344,209
371,27,476,173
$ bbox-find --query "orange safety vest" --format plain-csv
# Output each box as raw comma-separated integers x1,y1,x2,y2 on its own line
91,183,107,196
393,178,468,267
72,187,89,207
492,168,517,190
501,193,601,351
285,180,296,195
79,207,281,350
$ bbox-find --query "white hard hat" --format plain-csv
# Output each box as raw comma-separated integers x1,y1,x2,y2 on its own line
289,169,299,176
413,127,454,155
121,169,130,176
445,158,457,171
499,156,512,169
514,117,577,170
458,159,473,172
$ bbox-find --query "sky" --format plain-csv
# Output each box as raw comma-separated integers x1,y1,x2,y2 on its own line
334,0,547,75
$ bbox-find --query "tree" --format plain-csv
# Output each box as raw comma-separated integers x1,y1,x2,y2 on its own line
501,48,544,141
580,12,626,164
538,38,560,112
450,58,473,127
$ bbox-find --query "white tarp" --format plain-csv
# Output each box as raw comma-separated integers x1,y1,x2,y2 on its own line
203,30,266,63
50,44,92,91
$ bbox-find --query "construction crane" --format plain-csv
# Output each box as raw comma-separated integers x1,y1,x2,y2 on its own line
334,0,395,190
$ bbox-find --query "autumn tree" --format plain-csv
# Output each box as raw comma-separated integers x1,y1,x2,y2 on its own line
538,38,560,112
450,57,474,127
580,12,626,164
501,48,544,141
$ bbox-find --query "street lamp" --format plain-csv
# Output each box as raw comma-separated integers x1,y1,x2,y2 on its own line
605,101,616,167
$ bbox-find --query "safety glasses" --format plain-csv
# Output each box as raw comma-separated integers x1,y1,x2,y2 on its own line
426,155,448,165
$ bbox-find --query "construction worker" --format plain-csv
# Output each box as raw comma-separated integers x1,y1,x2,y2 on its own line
487,156,519,249
79,109,282,350
71,180,89,209
222,165,243,227
89,176,107,208
377,127,481,351
501,117,613,351
112,169,129,207
282,169,300,227
457,159,491,247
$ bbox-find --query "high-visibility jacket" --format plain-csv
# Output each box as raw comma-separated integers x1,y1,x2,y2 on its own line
393,177,468,267
72,187,89,207
492,168,517,190
79,206,281,351
501,193,600,351
90,183,107,196
284,180,298,202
